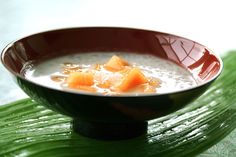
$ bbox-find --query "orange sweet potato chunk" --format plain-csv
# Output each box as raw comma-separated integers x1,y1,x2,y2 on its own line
104,55,129,71
67,72,94,88
118,68,148,91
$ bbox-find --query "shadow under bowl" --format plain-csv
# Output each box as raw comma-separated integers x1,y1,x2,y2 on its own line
1,27,223,140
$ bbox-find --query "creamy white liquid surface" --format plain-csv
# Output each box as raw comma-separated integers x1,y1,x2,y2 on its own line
23,52,198,94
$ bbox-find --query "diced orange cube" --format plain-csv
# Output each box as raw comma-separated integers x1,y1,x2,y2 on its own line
67,72,94,88
118,68,148,91
104,55,129,71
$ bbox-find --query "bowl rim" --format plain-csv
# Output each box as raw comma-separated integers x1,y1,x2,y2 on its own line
1,26,223,98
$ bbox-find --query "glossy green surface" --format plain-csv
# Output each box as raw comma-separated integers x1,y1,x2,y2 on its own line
0,52,236,157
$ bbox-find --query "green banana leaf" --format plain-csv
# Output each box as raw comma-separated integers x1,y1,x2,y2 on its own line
1,52,236,157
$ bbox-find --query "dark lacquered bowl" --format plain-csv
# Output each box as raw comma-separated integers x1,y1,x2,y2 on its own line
1,27,223,140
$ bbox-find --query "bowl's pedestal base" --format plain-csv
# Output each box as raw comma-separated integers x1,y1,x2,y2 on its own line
73,119,148,140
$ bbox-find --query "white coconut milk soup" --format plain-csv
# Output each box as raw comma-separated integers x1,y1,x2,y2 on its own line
23,52,197,95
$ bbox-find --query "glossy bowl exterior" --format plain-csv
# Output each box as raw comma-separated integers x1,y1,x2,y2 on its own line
1,27,222,123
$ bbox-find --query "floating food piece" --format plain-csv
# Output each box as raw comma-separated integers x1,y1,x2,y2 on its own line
118,68,148,91
97,80,111,89
67,72,94,88
50,75,66,82
104,55,129,71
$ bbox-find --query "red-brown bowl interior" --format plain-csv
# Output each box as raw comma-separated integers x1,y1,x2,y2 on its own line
1,27,222,90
